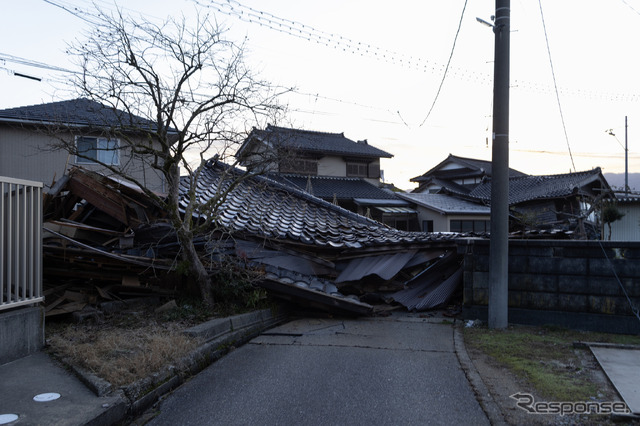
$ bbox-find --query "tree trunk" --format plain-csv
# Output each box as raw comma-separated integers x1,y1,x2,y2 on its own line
177,226,215,307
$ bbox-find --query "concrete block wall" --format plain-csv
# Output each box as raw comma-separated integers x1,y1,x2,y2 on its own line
458,238,640,334
0,306,45,365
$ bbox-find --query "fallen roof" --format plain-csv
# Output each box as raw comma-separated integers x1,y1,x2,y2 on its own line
469,168,610,205
180,159,450,250
239,125,393,159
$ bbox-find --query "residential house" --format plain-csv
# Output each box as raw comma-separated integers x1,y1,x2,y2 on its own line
397,193,490,233
408,154,612,237
236,125,418,230
410,153,528,194
0,98,167,192
469,168,612,237
607,191,640,241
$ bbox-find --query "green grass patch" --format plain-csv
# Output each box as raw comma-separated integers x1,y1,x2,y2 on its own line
463,324,640,401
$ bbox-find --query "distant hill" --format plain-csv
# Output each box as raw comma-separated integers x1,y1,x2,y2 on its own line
603,173,640,191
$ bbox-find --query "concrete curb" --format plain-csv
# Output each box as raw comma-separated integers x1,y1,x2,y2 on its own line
64,307,288,425
453,324,507,426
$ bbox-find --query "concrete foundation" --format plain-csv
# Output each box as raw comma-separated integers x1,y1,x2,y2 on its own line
0,305,45,365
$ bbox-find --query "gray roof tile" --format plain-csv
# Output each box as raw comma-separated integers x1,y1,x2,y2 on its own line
180,160,457,249
398,193,490,214
469,168,608,205
269,174,398,200
0,98,159,131
242,125,393,158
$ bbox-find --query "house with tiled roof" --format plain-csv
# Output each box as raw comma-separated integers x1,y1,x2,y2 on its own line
469,167,612,236
410,153,527,194
236,125,418,230
0,98,170,192
407,154,613,236
397,193,491,233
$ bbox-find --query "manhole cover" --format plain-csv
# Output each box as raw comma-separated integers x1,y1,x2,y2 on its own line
0,414,19,424
33,393,61,402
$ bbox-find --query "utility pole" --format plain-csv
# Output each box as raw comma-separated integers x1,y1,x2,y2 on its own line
625,116,628,194
488,0,510,329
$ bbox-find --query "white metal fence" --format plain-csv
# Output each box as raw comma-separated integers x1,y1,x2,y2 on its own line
1,176,44,311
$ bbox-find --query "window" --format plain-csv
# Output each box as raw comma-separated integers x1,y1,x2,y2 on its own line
346,162,368,177
279,158,318,175
423,220,434,232
76,136,120,165
450,220,489,233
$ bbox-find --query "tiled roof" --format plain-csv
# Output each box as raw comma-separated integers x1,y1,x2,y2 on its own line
241,125,393,159
180,159,453,249
411,154,527,182
398,193,490,215
269,174,399,200
0,98,159,131
469,168,608,205
411,176,473,195
613,191,640,203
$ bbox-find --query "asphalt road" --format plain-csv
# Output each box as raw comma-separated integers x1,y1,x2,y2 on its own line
147,314,489,425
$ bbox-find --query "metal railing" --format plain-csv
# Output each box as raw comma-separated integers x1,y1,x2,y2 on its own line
1,176,44,311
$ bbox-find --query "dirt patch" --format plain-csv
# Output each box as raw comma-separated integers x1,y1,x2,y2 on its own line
45,302,208,387
463,324,639,425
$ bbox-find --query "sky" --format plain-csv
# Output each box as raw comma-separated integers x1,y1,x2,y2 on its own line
2,0,640,190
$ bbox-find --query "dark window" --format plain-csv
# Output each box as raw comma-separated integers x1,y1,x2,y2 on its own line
76,136,120,165
423,220,434,232
346,162,368,177
280,158,318,175
450,219,489,233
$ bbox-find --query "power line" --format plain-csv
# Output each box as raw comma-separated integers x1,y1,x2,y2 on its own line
621,0,640,15
419,0,468,127
200,0,640,103
0,53,76,74
538,0,576,172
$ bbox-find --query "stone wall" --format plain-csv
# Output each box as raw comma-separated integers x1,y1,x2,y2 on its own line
458,238,640,334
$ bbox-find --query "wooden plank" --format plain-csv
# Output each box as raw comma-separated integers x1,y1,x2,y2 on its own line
68,169,129,225
46,302,87,317
122,275,141,287
43,283,71,297
45,296,66,312
62,290,89,303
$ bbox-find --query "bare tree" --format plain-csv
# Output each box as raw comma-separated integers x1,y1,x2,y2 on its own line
55,7,287,306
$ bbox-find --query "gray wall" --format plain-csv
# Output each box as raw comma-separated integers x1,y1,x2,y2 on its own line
1,126,165,192
0,306,44,364
458,238,640,334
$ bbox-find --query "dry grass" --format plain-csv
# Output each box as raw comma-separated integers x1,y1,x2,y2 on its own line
46,310,202,387
464,324,640,402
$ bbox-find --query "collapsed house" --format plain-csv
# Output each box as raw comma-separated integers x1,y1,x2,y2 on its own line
42,160,473,317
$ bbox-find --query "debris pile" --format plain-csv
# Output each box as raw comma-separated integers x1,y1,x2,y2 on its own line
42,161,469,317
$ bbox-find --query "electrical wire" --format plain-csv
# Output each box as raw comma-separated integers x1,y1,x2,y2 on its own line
538,0,576,172
621,0,640,15
419,0,468,127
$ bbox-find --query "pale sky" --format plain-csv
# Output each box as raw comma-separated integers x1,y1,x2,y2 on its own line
2,0,639,189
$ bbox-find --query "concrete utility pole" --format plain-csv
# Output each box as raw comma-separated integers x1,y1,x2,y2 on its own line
625,116,629,194
488,0,510,329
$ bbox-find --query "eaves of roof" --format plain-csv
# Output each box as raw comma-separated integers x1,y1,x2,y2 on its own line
411,153,527,182
240,125,393,159
0,98,176,134
269,174,399,200
398,193,490,215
